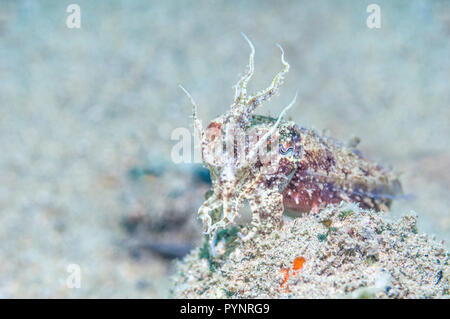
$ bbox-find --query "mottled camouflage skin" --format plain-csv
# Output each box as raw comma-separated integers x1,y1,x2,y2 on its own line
180,34,402,241
247,115,402,216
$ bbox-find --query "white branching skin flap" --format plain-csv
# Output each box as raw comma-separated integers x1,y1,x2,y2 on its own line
180,33,298,242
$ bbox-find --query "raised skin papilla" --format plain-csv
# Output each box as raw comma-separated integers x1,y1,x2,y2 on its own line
180,34,402,242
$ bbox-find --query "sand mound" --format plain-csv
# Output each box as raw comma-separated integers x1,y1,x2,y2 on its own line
171,203,449,298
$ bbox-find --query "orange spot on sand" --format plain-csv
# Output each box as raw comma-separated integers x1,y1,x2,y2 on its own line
293,256,306,271
280,268,290,285
280,256,306,292
280,268,291,293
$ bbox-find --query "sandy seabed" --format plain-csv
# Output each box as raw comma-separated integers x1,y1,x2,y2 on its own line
0,1,449,297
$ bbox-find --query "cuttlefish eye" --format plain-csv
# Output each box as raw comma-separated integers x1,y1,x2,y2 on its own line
277,133,302,161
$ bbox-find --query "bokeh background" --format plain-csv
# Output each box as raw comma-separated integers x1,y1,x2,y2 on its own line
0,0,448,297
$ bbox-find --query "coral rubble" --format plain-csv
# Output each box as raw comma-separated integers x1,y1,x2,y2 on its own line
171,203,449,298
